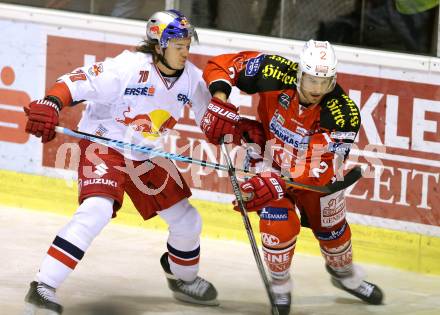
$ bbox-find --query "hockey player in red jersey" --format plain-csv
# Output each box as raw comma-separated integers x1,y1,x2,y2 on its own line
201,40,384,314
22,10,222,314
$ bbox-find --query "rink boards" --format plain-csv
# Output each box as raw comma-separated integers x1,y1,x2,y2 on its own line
0,4,439,274
2,168,439,275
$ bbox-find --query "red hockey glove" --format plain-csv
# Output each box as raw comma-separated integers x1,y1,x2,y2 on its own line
200,97,240,144
236,172,286,211
24,99,60,143
238,118,266,155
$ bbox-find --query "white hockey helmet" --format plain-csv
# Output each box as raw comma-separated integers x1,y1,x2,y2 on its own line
146,9,198,49
297,40,337,94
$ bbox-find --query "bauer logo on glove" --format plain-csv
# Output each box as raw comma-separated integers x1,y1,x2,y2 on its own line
24,98,61,143
200,97,240,144
269,177,284,199
238,172,286,211
206,102,240,121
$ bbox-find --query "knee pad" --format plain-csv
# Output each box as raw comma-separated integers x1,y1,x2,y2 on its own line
58,196,114,250
320,236,353,272
316,217,353,271
316,221,352,249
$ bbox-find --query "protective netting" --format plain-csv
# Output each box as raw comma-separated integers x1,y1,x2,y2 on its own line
189,0,357,41
2,0,437,54
188,0,437,55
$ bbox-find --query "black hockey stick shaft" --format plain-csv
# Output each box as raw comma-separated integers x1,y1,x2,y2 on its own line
220,141,280,315
55,126,362,194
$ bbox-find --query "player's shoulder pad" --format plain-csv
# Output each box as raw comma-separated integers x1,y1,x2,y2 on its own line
238,54,298,93
184,60,203,76
320,84,361,132
114,49,137,61
108,50,141,71
259,54,298,80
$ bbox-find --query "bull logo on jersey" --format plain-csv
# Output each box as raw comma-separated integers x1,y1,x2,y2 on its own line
88,63,103,77
115,106,177,140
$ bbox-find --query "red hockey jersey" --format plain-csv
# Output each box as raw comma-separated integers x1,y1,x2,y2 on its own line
203,51,361,186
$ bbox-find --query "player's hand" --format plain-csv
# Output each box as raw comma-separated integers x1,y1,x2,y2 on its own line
238,118,266,156
200,97,240,144
24,99,60,143
234,172,286,211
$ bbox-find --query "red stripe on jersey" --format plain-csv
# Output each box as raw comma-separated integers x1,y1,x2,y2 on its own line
48,246,78,269
168,253,200,266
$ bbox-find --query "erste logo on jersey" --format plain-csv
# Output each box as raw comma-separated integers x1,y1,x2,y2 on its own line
269,116,309,150
124,84,156,96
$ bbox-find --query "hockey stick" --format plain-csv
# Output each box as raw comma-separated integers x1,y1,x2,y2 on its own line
55,126,362,194
220,140,280,315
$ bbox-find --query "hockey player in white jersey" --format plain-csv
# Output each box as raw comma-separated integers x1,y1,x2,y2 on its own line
22,10,231,314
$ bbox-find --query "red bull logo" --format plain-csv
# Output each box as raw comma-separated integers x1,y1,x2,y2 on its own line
88,63,103,77
115,106,177,139
180,18,189,27
149,25,160,35
150,23,167,36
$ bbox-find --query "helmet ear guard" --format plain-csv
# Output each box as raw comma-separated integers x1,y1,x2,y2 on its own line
297,40,337,94
146,9,198,49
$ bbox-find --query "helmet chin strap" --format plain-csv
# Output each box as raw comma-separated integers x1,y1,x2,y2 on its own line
158,48,180,72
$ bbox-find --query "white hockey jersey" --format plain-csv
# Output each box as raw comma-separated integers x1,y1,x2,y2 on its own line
59,50,210,160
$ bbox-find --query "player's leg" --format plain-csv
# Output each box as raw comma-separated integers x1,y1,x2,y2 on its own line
259,197,300,315
294,189,384,305
24,140,126,315
126,157,218,306
158,199,218,305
